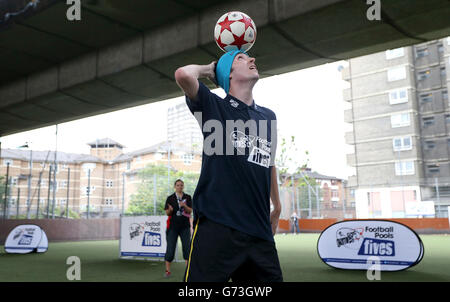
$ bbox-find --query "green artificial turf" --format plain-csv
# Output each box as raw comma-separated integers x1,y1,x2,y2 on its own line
1,234,449,282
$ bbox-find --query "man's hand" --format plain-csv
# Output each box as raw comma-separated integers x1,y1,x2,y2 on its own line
174,61,217,99
206,61,218,86
270,208,281,236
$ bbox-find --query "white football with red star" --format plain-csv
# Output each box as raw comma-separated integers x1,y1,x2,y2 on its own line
214,11,257,53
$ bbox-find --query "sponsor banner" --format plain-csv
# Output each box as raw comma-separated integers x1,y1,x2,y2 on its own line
5,224,48,254
405,201,435,217
37,230,48,253
317,220,423,271
120,216,167,258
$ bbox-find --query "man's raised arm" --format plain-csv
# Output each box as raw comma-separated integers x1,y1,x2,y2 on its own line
174,62,216,101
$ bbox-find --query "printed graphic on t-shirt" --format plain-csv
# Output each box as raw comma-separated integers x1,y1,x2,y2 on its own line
248,147,270,168
230,130,272,168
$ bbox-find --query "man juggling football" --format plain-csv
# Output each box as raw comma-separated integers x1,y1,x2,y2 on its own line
174,12,283,281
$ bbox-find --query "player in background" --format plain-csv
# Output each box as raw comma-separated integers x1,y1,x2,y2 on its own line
164,179,192,278
291,212,300,235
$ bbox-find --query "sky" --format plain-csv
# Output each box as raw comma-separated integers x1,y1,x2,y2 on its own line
0,61,354,180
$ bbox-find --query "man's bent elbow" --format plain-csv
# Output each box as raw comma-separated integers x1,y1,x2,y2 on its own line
175,67,188,85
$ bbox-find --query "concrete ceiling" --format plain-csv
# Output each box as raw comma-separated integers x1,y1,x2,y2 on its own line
0,0,449,136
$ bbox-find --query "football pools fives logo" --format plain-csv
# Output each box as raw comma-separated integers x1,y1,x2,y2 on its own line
336,226,396,257
192,112,277,167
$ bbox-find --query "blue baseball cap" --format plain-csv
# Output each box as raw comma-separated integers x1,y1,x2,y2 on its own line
216,50,248,94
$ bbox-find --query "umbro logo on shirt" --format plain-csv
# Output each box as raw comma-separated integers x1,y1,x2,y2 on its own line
229,99,239,108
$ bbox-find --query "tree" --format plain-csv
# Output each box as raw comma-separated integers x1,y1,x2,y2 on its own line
0,175,5,212
126,164,200,215
276,135,313,184
275,135,321,215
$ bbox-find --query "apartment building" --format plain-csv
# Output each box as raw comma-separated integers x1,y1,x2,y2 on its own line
167,102,203,153
343,37,450,218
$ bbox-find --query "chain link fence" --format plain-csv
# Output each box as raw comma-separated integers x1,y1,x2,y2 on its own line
2,158,449,221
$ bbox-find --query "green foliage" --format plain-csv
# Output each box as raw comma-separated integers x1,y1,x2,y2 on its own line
276,135,311,182
0,175,5,207
126,164,200,215
56,206,81,219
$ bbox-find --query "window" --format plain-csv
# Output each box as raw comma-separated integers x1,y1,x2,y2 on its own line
10,198,16,205
391,113,410,128
331,190,339,198
393,136,412,151
350,189,355,197
62,163,68,169
441,67,447,78
59,199,67,206
11,177,18,186
50,180,58,192
420,93,433,103
417,70,431,81
136,156,141,162
387,67,406,82
427,164,440,173
425,141,436,149
443,90,448,101
423,117,435,127
416,48,429,58
106,180,113,188
386,48,404,60
446,114,450,124
395,161,415,175
3,159,13,166
83,186,95,196
126,161,131,170
438,44,444,53
105,198,113,205
60,180,67,188
389,89,408,104
182,154,194,165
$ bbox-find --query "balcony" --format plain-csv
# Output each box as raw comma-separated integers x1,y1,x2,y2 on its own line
345,131,355,145
343,88,352,102
346,153,356,167
344,109,353,123
341,67,350,81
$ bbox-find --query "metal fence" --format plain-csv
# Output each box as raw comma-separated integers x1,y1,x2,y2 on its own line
0,160,200,220
2,159,450,221
279,185,356,221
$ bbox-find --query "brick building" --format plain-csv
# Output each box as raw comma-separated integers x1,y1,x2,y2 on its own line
0,138,201,218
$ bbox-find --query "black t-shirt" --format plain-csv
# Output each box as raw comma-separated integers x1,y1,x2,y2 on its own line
164,192,192,230
185,81,277,242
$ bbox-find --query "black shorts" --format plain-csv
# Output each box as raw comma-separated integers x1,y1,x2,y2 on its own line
184,217,283,282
